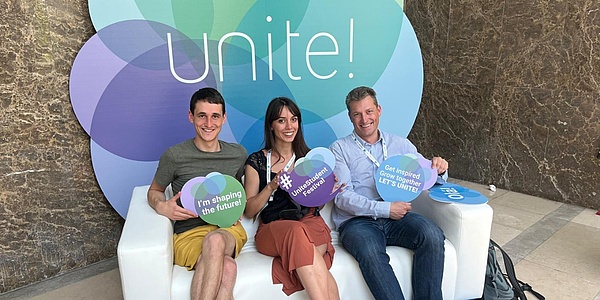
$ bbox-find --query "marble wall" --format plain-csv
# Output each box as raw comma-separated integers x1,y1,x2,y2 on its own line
405,0,600,208
0,0,123,293
1,0,598,294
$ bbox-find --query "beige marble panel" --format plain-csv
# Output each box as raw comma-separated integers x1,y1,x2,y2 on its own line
490,222,522,246
491,191,563,216
488,202,545,231
525,223,600,283
29,269,123,300
572,209,600,229
515,259,600,300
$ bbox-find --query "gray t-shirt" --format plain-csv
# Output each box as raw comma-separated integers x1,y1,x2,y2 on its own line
154,138,247,233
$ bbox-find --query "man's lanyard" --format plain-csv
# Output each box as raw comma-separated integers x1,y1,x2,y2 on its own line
266,150,295,201
351,132,387,168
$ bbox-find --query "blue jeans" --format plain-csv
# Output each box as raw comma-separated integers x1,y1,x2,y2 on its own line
338,212,445,300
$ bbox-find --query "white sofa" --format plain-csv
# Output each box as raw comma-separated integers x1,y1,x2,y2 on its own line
117,185,493,300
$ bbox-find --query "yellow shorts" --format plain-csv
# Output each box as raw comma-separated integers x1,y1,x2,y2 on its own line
173,222,247,271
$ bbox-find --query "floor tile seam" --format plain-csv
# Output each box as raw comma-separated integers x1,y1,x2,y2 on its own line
486,189,511,199
571,219,600,230
488,202,548,233
488,201,558,218
517,259,600,300
502,203,579,263
520,257,600,286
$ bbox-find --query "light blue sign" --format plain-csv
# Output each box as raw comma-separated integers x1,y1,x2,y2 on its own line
375,154,437,202
428,183,488,204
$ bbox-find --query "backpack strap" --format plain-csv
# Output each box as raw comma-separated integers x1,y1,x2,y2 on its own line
518,279,545,300
490,239,527,300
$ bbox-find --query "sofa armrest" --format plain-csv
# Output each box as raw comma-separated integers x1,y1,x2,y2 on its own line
411,191,493,300
117,185,174,300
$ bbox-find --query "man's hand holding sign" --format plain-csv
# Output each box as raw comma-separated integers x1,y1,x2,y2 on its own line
375,154,487,206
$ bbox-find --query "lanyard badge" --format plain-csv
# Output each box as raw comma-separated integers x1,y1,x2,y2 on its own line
351,132,387,167
266,150,295,201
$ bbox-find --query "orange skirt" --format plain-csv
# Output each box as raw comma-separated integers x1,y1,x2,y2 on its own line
254,210,335,296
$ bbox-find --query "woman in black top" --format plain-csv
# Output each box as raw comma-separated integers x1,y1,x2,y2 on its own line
243,97,339,299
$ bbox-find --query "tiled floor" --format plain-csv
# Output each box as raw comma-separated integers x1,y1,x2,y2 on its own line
2,179,600,300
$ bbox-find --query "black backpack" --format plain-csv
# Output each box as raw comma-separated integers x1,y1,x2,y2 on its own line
481,239,545,300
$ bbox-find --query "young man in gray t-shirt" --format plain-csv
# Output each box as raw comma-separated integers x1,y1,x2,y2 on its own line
147,87,247,300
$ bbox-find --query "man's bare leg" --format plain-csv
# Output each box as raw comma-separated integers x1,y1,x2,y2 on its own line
190,230,237,300
215,256,237,300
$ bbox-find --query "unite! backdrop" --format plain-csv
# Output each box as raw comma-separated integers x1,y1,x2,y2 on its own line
69,0,423,218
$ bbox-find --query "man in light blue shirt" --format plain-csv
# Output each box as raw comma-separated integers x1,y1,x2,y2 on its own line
329,86,449,300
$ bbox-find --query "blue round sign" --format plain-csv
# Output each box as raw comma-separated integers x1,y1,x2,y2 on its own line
375,154,437,202
428,183,488,204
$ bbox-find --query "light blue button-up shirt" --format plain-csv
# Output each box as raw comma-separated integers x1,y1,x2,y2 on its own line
329,130,448,229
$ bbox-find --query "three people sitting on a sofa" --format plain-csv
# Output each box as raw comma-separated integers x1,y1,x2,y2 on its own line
147,86,449,300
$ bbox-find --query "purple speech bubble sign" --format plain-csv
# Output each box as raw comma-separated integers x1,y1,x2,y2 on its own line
416,154,438,190
278,147,340,207
180,176,210,213
279,169,340,207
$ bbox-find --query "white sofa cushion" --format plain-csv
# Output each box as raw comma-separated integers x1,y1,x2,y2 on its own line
118,185,492,300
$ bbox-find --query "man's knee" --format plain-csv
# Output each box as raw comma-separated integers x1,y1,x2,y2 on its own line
341,226,383,254
418,221,445,250
203,231,229,254
342,234,387,263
